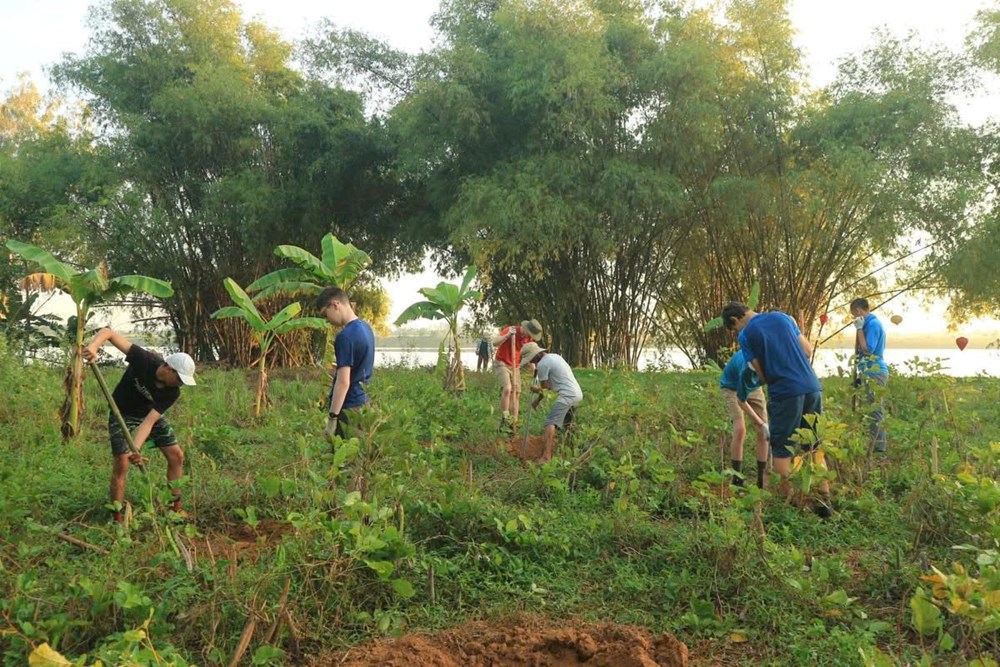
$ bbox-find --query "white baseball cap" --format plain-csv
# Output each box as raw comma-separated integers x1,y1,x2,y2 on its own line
164,352,197,386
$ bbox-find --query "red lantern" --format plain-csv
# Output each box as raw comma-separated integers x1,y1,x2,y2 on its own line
956,337,969,351
819,313,828,325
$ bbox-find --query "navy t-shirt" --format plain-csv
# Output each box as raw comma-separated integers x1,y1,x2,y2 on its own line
332,318,375,410
112,345,180,418
738,312,821,401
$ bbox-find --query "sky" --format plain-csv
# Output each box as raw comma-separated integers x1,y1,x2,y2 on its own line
2,0,999,339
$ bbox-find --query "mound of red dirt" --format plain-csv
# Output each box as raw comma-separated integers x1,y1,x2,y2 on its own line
320,617,688,667
503,435,548,461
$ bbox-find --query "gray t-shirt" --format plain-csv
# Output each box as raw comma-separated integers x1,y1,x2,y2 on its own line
536,353,582,401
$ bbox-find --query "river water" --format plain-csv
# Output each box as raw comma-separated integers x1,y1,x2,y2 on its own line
377,347,1000,378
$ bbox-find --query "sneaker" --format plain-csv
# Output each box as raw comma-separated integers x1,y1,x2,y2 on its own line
813,495,834,519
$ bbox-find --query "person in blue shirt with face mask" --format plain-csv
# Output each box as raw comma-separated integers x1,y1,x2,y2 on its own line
719,350,770,488
850,298,888,453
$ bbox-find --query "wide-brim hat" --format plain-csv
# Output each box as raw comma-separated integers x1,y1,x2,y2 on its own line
519,342,545,368
520,319,542,340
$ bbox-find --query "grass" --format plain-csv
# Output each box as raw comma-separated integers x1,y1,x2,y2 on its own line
1,345,998,666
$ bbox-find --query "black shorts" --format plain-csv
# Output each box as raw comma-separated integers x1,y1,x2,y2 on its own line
768,392,822,459
109,412,178,456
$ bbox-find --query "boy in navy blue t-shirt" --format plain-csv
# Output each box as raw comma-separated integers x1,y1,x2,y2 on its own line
722,302,832,517
316,287,375,439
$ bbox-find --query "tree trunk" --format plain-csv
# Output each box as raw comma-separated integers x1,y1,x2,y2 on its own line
254,340,270,417
445,321,466,392
60,304,86,441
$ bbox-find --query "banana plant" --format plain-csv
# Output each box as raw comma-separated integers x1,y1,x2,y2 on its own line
5,240,174,441
394,265,481,392
212,278,327,417
246,234,371,366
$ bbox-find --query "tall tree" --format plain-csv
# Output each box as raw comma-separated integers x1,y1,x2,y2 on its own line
927,7,1000,322
53,0,418,363
381,0,697,367
0,77,111,351
653,6,986,363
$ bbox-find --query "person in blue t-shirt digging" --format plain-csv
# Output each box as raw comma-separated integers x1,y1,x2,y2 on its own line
316,287,375,440
719,349,770,488
850,298,888,453
722,302,833,518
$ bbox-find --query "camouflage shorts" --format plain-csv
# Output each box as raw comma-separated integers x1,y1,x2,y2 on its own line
108,412,178,456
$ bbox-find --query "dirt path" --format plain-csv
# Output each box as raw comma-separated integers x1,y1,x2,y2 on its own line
316,616,688,667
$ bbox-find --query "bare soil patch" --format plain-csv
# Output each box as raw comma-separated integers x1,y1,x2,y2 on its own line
183,518,290,565
503,434,548,462
317,616,689,667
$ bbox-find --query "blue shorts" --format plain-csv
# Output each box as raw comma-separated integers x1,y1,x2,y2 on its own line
768,392,822,459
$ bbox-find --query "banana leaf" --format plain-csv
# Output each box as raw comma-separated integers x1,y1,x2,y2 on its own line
265,302,302,331
5,240,75,286
273,317,329,335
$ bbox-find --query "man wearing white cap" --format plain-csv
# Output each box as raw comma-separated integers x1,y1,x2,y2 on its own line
520,342,582,463
83,327,195,522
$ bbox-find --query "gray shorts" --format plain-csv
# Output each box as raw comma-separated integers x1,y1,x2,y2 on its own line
545,396,582,428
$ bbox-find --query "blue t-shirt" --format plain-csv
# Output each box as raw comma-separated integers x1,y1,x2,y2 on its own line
332,318,375,410
738,311,822,401
719,350,763,402
857,313,888,376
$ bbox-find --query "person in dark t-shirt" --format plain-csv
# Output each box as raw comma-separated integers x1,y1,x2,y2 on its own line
83,327,196,522
315,287,374,440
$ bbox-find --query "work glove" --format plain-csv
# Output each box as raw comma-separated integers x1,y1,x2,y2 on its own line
531,394,543,410
853,316,865,330
760,423,770,441
323,414,339,441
